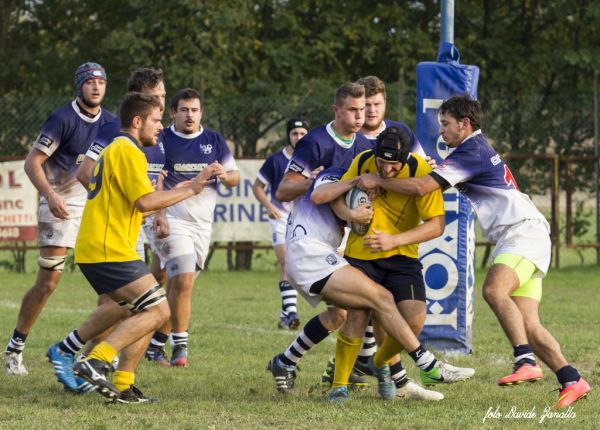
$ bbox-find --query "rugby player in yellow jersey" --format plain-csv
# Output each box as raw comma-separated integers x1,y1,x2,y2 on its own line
71,92,219,401
325,127,474,401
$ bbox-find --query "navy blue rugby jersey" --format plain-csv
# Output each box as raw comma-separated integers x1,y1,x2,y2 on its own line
85,117,165,184
286,122,374,176
431,130,548,242
32,101,116,204
257,147,293,212
161,125,238,224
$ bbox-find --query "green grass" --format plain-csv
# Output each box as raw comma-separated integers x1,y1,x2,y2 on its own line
0,261,599,429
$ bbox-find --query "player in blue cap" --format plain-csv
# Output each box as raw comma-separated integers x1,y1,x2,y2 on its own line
4,62,115,376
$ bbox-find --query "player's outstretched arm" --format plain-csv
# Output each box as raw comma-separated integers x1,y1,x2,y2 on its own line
310,177,357,205
275,171,315,202
364,215,445,252
136,164,218,213
358,174,440,197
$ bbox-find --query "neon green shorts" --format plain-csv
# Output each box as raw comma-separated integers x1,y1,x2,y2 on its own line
492,253,542,301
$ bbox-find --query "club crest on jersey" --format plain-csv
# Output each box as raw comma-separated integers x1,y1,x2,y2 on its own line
325,254,338,265
199,144,212,154
490,154,502,166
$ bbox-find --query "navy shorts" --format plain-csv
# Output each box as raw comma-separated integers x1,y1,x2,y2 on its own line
79,260,150,295
346,255,426,303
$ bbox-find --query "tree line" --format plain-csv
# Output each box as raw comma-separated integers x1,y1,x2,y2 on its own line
1,0,598,160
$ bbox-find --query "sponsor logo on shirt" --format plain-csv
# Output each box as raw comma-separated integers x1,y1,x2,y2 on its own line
199,144,213,154
174,162,208,173
321,175,340,183
490,154,502,166
36,134,54,148
89,143,104,155
288,160,304,174
147,163,164,173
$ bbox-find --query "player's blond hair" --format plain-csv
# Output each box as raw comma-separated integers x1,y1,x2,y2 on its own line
356,76,386,100
334,82,365,106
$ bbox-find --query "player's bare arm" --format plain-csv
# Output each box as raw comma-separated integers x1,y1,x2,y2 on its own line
329,196,373,225
310,177,358,205
220,170,240,188
24,148,70,219
76,155,95,188
151,170,169,238
357,173,441,197
276,167,324,202
364,215,445,252
136,164,218,213
252,178,281,219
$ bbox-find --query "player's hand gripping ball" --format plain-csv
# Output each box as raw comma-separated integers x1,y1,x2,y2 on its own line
345,187,372,235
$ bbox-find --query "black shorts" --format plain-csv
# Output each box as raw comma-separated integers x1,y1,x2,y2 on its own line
346,255,426,303
79,260,150,295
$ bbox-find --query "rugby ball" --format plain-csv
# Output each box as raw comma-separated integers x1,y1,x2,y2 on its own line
345,188,371,235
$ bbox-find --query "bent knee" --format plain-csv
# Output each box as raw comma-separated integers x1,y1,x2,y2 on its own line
154,301,171,323
33,280,59,296
482,284,506,305
325,307,347,329
374,288,396,309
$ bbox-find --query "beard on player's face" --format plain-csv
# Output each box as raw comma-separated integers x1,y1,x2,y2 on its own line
80,94,101,109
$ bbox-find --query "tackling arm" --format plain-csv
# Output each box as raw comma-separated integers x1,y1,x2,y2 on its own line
275,171,313,202
358,173,441,197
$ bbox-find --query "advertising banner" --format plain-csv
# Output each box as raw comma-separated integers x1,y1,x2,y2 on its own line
0,160,37,242
212,159,271,242
416,43,479,353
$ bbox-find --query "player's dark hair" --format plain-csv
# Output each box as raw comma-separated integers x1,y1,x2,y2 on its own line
170,88,203,111
127,67,164,92
119,92,162,127
356,76,386,100
439,95,482,130
334,82,365,106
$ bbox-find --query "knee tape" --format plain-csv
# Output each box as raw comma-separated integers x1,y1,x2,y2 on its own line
38,255,67,272
129,285,167,313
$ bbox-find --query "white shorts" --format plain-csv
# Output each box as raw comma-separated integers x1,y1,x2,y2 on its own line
142,216,159,253
135,229,146,260
492,218,551,276
37,202,83,248
155,217,212,274
285,238,349,308
269,217,287,247
337,226,351,255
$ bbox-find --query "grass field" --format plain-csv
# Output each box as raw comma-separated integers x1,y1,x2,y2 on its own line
0,255,598,429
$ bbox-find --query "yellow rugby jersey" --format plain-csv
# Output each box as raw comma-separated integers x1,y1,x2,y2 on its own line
75,135,154,263
342,150,444,260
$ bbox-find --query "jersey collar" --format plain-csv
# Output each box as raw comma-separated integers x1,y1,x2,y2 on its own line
118,131,141,148
170,124,204,139
71,100,103,124
460,129,482,145
326,121,355,148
